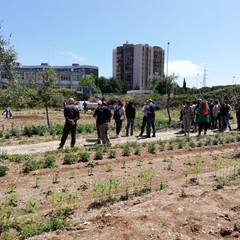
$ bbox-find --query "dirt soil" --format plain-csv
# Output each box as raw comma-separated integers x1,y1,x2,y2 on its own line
0,112,240,240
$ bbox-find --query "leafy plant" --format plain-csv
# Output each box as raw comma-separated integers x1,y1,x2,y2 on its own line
0,165,9,177
22,159,38,173
108,149,116,159
94,147,103,160
147,143,156,154
79,151,90,162
122,144,131,157
43,156,57,169
63,154,77,165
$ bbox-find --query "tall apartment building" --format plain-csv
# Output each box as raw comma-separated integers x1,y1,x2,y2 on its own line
0,63,98,93
112,43,164,90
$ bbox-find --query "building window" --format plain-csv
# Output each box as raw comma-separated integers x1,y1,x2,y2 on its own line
60,75,71,81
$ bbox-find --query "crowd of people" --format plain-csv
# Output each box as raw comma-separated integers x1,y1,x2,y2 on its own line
180,98,240,137
58,98,160,148
58,97,240,148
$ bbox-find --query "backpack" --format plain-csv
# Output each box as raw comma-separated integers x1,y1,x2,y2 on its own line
113,106,122,121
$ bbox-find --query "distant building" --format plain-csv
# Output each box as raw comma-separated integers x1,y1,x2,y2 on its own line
112,43,164,90
0,63,99,93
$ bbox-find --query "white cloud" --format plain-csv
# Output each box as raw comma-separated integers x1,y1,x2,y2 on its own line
60,52,87,63
167,60,202,77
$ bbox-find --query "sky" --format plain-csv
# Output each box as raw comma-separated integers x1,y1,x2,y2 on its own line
1,0,240,88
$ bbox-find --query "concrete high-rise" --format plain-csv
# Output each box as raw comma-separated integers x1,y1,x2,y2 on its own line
112,43,164,90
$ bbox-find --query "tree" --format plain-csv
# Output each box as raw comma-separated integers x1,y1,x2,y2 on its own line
183,78,187,92
80,74,100,96
96,77,129,94
38,67,57,127
151,74,178,126
0,25,26,108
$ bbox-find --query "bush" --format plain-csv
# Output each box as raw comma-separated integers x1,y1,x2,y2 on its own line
79,151,90,162
0,165,9,177
63,154,77,165
43,156,57,169
22,159,38,173
94,148,103,160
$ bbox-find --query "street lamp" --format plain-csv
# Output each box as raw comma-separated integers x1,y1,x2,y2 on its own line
166,42,170,76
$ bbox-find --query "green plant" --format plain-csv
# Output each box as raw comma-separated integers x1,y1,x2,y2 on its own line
134,146,141,156
34,176,41,188
52,172,60,184
4,194,19,207
121,160,126,169
43,156,57,169
94,147,103,160
7,182,17,193
108,149,116,159
22,159,38,173
24,198,39,214
122,144,131,157
138,168,156,192
79,151,90,162
86,161,94,176
147,143,156,154
63,154,77,165
0,165,9,177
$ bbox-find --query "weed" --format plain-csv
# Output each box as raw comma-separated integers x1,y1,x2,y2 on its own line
134,146,141,156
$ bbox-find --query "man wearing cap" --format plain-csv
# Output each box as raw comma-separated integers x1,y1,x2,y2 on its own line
58,98,80,149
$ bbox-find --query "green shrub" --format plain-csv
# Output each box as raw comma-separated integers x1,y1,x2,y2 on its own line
147,143,156,154
22,159,38,173
108,149,116,159
43,156,57,169
94,148,103,160
79,151,90,162
63,154,77,165
122,144,131,156
0,165,9,177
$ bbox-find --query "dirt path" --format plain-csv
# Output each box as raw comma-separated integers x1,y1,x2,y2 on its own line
0,128,219,155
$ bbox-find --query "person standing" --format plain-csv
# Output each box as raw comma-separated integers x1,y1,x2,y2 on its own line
211,99,220,129
125,101,136,137
101,101,112,144
2,107,12,118
146,99,158,138
219,100,232,132
182,100,193,136
139,100,149,136
113,100,125,138
234,98,240,130
58,98,80,149
197,100,211,136
93,103,101,144
83,100,87,113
